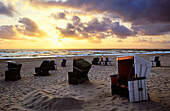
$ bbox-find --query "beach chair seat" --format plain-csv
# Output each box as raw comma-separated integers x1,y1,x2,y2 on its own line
110,55,152,102
68,58,91,85
61,59,67,67
34,60,51,76
5,61,22,81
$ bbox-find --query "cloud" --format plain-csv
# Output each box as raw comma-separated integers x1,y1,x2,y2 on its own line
24,0,170,40
0,17,47,39
0,1,17,17
56,16,135,42
25,0,170,24
16,17,47,37
132,23,170,36
50,12,66,20
111,22,135,38
0,25,17,39
135,37,170,45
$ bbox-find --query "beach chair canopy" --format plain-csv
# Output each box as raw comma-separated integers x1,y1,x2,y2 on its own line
116,55,152,83
7,61,22,69
73,58,91,70
40,60,50,68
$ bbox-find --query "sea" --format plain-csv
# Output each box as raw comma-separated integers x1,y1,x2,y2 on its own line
0,49,170,59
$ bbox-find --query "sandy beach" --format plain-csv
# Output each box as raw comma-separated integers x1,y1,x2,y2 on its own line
0,54,170,111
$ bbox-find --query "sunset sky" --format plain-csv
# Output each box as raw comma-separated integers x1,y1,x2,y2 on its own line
0,0,170,49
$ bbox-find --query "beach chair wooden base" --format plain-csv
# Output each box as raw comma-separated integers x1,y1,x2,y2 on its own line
106,61,112,66
100,61,105,66
111,85,129,98
110,75,129,97
92,58,99,65
5,69,21,81
156,61,161,67
128,78,149,102
49,66,55,70
92,61,99,65
68,72,89,85
33,67,50,76
61,62,66,67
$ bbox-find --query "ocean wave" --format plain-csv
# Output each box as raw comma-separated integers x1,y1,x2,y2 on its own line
0,49,169,59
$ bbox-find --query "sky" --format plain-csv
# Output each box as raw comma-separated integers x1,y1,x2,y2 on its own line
0,0,170,49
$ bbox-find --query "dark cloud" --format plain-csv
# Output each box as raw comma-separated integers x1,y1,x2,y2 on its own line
50,12,66,20
16,17,47,37
0,25,17,39
111,22,135,38
26,0,170,39
132,23,170,36
0,2,16,17
26,0,170,24
56,16,135,42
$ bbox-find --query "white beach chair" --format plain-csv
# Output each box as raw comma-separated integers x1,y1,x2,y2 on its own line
149,56,161,67
110,55,152,102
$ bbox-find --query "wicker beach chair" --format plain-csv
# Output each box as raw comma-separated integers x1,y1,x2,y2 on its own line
68,58,91,85
110,55,152,102
61,59,67,67
5,61,22,81
92,57,99,65
34,60,53,76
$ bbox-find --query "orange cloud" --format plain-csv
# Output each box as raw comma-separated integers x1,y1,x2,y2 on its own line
0,17,47,40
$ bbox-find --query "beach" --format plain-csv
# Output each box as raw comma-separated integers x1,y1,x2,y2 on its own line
0,54,170,111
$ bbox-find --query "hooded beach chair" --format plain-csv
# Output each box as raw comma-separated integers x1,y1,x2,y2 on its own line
150,56,161,67
110,55,152,102
34,60,52,76
92,57,99,65
5,61,22,81
68,58,91,85
61,59,67,67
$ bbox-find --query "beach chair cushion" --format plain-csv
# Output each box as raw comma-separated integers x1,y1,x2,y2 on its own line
117,56,135,85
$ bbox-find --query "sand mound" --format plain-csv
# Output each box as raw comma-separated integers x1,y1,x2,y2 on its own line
20,90,84,111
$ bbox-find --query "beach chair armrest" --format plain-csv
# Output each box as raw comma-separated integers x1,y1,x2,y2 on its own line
128,77,146,81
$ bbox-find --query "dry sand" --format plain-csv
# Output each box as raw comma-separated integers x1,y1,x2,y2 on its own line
0,54,170,111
